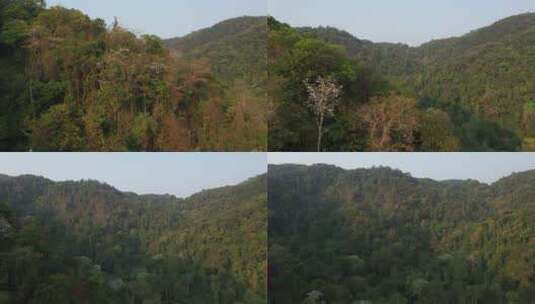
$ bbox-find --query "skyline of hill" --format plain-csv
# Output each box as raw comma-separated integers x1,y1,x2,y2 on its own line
268,12,535,151
0,172,265,198
0,171,267,303
164,16,267,88
0,2,268,152
269,163,535,303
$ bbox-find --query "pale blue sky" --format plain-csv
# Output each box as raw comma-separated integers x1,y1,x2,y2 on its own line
269,153,535,184
46,0,266,38
0,153,266,197
269,0,535,46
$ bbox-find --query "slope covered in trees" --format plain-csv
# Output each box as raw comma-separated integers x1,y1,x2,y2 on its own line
0,173,267,303
165,16,267,89
0,1,267,151
269,14,535,151
269,164,535,303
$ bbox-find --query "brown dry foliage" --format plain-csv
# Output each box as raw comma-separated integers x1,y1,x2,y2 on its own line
359,95,419,151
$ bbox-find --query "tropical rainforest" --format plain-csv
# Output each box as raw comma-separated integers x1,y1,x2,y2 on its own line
268,13,535,151
269,164,535,303
0,173,267,303
0,0,267,151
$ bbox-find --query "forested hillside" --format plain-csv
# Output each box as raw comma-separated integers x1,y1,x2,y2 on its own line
0,1,267,151
269,164,535,303
269,14,535,151
165,16,267,89
0,173,267,303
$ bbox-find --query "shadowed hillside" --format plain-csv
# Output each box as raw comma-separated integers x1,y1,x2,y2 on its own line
269,164,535,303
0,173,267,303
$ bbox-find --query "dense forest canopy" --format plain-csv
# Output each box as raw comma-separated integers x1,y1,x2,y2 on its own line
0,1,267,151
3,2,533,152
0,173,267,303
269,13,535,151
165,16,267,90
269,164,535,303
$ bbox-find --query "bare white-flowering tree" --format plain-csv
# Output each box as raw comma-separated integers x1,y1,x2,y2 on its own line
304,76,343,151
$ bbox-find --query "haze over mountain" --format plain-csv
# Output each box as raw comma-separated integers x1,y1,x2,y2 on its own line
269,0,535,46
0,153,266,197
0,173,267,303
46,0,267,40
267,152,535,184
269,164,535,303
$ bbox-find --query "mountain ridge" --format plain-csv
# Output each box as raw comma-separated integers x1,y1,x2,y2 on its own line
0,172,265,200
0,171,267,303
269,163,535,303
294,12,535,49
269,164,535,186
268,12,535,151
165,16,266,52
164,16,267,86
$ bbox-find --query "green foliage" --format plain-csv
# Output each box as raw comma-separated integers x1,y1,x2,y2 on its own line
268,19,391,151
142,34,165,55
165,16,267,89
417,109,460,151
269,164,535,303
269,13,535,151
523,101,535,137
30,103,85,151
0,19,29,45
0,4,267,151
0,173,266,303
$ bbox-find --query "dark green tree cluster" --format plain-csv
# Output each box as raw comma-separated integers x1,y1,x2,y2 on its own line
268,18,458,152
0,0,45,150
0,1,267,151
0,173,266,303
269,164,535,303
269,13,535,151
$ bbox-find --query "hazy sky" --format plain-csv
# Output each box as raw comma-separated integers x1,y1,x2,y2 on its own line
0,153,266,197
269,0,535,46
46,0,266,38
269,153,535,184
